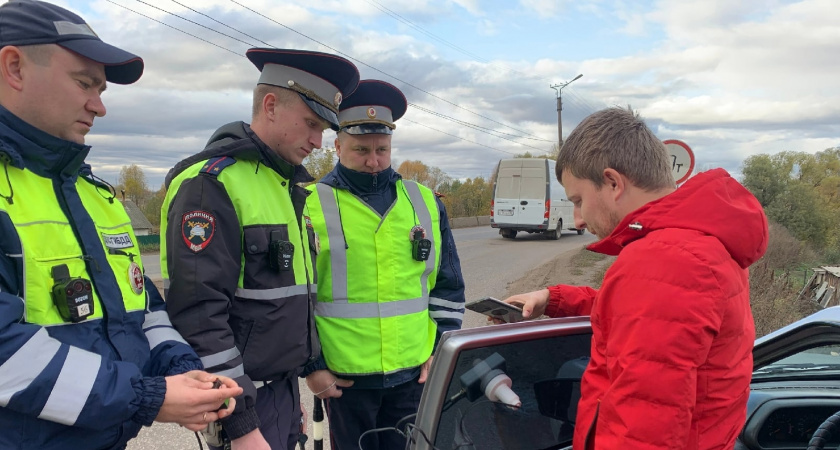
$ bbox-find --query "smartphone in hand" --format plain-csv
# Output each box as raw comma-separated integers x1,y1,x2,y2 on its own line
465,297,525,323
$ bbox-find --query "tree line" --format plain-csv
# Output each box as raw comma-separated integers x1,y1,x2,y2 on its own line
114,150,514,232
303,147,502,218
741,147,840,263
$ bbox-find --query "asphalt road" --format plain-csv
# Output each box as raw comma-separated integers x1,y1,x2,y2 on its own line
130,226,595,450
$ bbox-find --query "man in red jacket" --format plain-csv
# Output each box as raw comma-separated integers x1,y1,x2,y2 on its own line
504,107,768,449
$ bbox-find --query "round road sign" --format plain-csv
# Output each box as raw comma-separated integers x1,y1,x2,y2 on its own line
663,139,695,184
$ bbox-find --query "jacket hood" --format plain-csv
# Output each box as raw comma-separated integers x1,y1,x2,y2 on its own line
589,168,768,269
164,121,313,188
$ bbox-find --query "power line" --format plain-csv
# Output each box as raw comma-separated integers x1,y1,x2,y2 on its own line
364,0,490,64
366,0,600,119
153,0,555,146
132,0,254,47
164,0,548,145
401,118,519,156
409,103,554,143
169,0,273,47
409,103,551,153
105,1,540,157
105,0,240,56
225,0,550,143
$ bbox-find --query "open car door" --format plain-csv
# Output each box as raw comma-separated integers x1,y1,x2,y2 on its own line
411,317,593,450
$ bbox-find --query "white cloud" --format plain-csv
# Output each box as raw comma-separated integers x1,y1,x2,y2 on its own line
32,0,840,190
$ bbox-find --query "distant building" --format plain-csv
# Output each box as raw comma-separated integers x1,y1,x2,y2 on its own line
800,266,840,308
121,199,154,236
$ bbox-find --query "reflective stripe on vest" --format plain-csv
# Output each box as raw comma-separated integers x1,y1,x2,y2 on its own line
308,180,441,375
1,167,146,326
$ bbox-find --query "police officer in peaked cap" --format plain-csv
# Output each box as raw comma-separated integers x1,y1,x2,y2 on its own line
161,49,359,449
302,80,466,449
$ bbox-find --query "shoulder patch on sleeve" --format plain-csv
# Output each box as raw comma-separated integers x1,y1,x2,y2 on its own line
199,156,236,177
182,210,216,253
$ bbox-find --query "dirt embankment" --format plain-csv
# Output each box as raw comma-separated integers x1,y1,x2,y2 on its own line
505,245,616,297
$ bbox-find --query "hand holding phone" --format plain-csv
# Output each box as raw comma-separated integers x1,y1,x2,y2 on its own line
465,297,525,323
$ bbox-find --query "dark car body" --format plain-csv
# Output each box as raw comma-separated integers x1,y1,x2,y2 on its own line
411,307,840,450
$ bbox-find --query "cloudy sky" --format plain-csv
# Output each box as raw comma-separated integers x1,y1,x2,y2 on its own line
56,0,840,188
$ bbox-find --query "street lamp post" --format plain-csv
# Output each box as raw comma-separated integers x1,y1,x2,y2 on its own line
550,74,583,150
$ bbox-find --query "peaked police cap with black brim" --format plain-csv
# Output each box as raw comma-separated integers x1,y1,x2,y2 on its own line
246,48,360,132
338,80,407,135
0,0,144,84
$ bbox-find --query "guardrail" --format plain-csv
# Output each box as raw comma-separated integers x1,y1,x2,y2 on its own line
450,215,491,229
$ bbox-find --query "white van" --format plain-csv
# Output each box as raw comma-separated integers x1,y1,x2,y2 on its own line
490,158,583,239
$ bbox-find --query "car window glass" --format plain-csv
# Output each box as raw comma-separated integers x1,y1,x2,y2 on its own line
433,333,591,450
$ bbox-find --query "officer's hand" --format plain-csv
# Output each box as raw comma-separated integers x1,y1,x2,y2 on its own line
182,370,240,390
306,369,354,399
489,289,550,324
181,397,237,431
156,373,243,430
231,429,271,450
418,356,434,384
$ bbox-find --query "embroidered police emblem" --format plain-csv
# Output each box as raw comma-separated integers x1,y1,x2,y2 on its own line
367,107,377,119
334,92,342,107
128,262,144,295
182,210,216,253
304,215,313,229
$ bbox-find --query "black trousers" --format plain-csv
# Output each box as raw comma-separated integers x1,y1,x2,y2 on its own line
326,378,423,450
210,377,301,450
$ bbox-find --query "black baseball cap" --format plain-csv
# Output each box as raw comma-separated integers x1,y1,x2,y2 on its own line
0,0,144,84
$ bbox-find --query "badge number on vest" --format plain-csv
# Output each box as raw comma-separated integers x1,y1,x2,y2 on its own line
182,210,216,253
102,232,134,249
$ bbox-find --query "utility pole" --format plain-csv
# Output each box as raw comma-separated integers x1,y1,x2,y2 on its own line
550,74,583,150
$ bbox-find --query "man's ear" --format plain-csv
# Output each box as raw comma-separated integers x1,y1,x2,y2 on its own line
261,92,277,121
0,46,26,92
334,136,342,158
602,168,627,201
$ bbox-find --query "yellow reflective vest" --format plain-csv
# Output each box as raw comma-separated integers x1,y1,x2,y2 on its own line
4,167,146,325
306,180,441,375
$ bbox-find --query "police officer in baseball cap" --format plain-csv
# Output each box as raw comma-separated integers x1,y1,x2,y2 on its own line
303,80,466,450
0,1,245,449
161,49,359,449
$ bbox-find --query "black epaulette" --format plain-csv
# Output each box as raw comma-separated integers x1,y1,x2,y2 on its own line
199,156,236,177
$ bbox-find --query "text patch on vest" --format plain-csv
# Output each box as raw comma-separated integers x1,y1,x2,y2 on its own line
102,232,134,249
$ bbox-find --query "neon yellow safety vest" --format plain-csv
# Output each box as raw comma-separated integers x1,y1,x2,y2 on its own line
2,167,145,326
161,158,315,296
306,180,441,375
161,157,318,378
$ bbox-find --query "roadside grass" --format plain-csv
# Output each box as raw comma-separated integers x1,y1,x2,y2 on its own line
569,248,607,276
139,242,160,253
569,248,615,288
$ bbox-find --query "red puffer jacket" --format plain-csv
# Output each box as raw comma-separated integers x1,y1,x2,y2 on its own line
546,169,768,450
